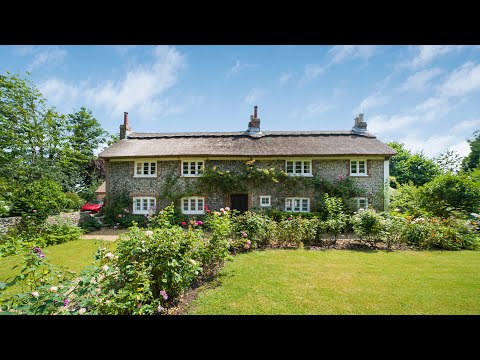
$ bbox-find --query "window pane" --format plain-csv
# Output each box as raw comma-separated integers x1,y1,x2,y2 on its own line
286,161,294,173
142,200,148,210
136,163,142,174
190,163,196,175
149,199,155,208
359,161,365,173
303,161,310,174
183,199,188,211
302,199,308,212
190,199,195,209
351,161,357,173
198,198,203,211
295,162,302,173
183,162,189,174
135,199,141,211
150,163,156,175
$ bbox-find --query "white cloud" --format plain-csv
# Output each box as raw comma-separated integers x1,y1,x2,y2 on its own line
368,114,418,135
449,140,471,158
226,60,257,78
400,133,455,158
328,45,376,64
10,45,35,56
409,45,463,68
304,64,326,80
356,92,388,113
398,68,443,92
113,45,137,55
27,46,67,72
451,119,480,134
39,45,186,127
438,61,480,97
302,101,334,119
278,73,293,87
244,88,266,104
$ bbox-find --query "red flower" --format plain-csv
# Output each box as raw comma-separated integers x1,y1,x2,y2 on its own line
181,221,187,226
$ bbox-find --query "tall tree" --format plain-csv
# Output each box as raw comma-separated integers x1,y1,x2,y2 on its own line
0,71,68,183
387,141,440,187
62,107,108,192
461,130,480,172
434,149,464,174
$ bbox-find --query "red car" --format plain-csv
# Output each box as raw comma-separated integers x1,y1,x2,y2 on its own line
80,200,104,213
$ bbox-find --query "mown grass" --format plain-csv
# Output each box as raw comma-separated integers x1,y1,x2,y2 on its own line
0,239,116,297
185,249,480,315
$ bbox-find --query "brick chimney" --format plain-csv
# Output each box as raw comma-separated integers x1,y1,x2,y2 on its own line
247,105,261,134
352,113,367,133
119,112,132,139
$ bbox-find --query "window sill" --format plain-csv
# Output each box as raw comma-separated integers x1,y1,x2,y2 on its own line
182,211,205,215
133,175,157,178
349,174,368,177
181,175,203,178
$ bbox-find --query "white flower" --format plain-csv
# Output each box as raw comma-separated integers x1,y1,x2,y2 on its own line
220,208,225,212
104,252,114,259
102,265,109,272
32,292,39,298
225,207,230,211
78,308,87,315
157,305,164,313
105,300,110,305
58,284,64,289
145,230,153,237
49,286,58,292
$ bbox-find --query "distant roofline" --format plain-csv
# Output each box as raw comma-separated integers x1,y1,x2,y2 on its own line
128,130,377,139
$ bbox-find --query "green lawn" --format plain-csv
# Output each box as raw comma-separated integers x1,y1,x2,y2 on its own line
185,249,480,315
0,239,116,297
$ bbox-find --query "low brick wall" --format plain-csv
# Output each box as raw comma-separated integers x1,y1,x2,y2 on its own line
0,212,82,235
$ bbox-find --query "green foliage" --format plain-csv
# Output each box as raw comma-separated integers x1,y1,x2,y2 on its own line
323,194,349,244
387,141,441,187
461,129,480,172
390,182,429,218
203,208,234,275
420,172,480,218
434,149,464,174
232,211,278,249
11,179,69,229
400,216,479,250
79,215,103,232
64,192,84,211
0,222,83,258
148,202,176,229
101,192,148,228
351,209,386,248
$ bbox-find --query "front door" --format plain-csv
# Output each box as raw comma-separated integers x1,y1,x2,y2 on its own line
230,194,248,213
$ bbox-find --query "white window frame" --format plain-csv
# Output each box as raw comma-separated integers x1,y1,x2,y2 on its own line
285,197,310,212
181,160,205,177
181,197,205,215
285,160,312,177
350,159,367,176
356,197,368,210
259,196,271,207
132,197,157,215
134,160,157,178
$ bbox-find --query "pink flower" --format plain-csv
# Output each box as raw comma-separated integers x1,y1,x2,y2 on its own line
241,231,248,238
338,175,344,181
287,217,292,221
137,303,142,309
63,299,69,306
206,209,211,213
181,221,187,226
160,290,168,301
225,207,230,211
117,214,122,218
220,208,225,212
124,208,130,213
196,220,203,225
32,209,37,213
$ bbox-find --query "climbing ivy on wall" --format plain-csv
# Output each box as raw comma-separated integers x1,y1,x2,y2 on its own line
159,159,362,213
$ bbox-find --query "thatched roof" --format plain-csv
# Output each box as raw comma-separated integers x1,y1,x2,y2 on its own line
99,130,396,159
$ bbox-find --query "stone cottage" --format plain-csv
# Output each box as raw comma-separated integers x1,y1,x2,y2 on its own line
98,107,396,215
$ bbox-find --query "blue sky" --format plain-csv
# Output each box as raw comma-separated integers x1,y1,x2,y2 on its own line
1,45,480,158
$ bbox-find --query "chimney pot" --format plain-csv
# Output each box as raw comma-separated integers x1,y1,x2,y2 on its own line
124,112,129,127
254,106,258,119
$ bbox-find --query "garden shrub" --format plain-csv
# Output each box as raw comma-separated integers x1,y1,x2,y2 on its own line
232,211,277,249
400,216,479,250
64,192,84,211
351,209,386,248
323,194,349,245
79,215,103,232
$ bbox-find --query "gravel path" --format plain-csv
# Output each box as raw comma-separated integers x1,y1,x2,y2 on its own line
80,228,128,241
